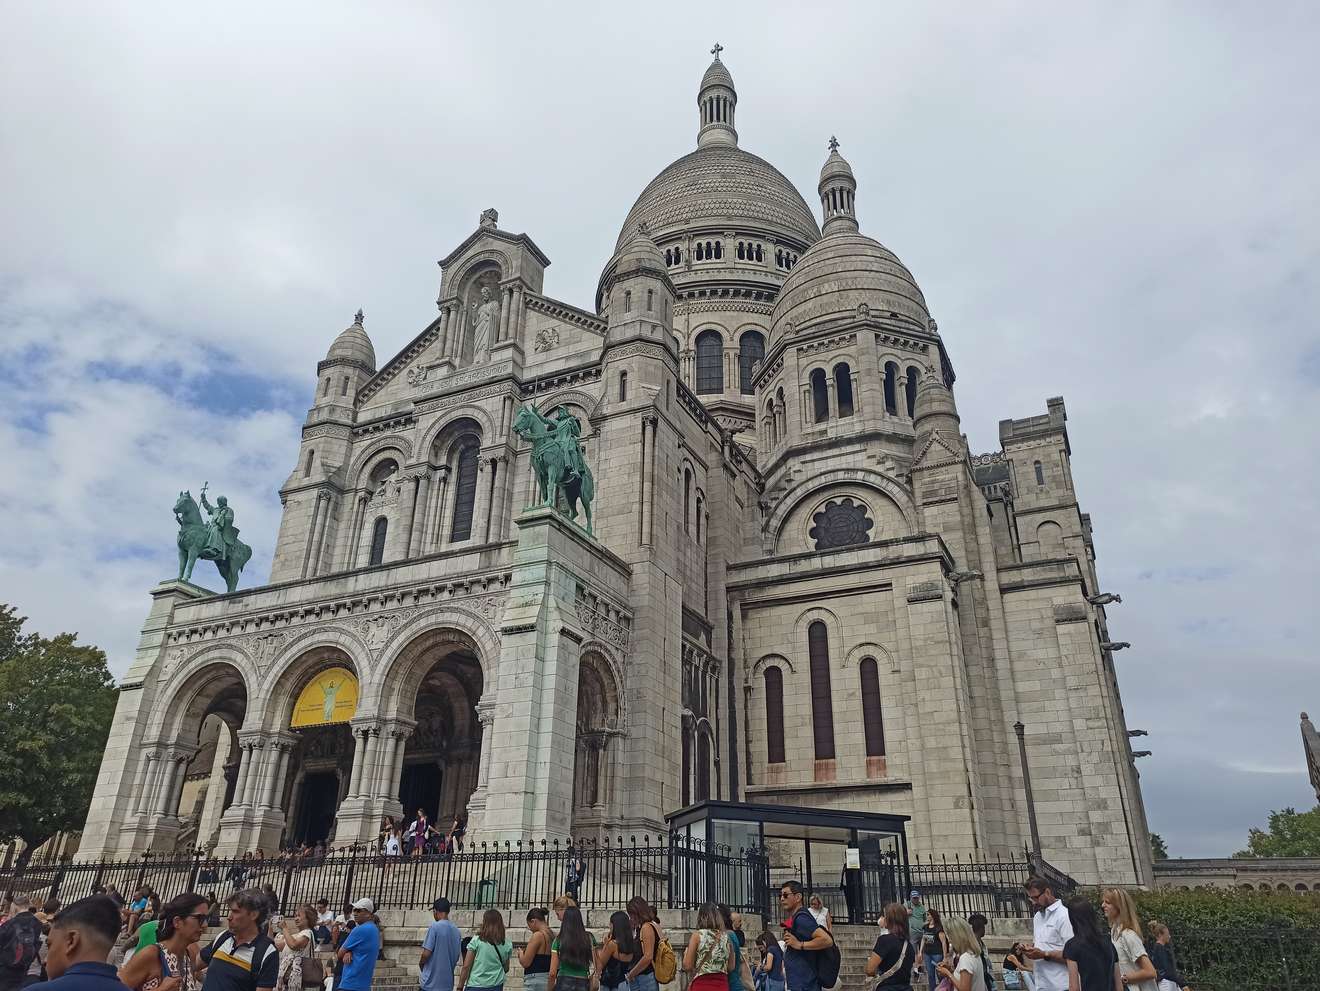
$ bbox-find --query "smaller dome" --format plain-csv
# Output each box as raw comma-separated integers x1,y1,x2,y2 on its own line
770,233,929,349
326,310,376,370
616,225,666,269
819,139,854,183
700,56,734,92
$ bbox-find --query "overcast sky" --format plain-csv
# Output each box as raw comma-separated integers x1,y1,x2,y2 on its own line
2,2,1317,859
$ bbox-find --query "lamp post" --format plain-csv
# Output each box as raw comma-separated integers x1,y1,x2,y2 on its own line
1014,721,1042,857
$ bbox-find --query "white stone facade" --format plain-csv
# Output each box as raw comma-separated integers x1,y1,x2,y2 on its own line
77,51,1150,885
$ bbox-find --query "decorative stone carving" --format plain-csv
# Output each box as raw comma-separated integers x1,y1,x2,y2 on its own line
574,585,632,651
534,326,560,352
246,631,288,666
353,607,419,652
160,647,187,682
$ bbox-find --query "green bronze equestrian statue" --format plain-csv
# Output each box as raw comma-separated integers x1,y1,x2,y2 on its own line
174,483,253,593
513,404,595,534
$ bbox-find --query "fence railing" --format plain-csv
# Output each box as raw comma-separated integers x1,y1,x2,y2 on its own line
0,835,771,916
907,852,1039,919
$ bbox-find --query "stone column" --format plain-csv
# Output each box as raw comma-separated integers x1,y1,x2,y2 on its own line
165,750,194,816
472,458,493,544
240,740,265,808
641,415,658,545
897,373,910,418
359,726,381,797
389,725,413,800
408,470,432,557
153,753,179,815
310,491,333,576
136,751,161,814
347,726,368,799
499,287,513,343
449,305,466,360
391,473,419,561
638,416,651,546
851,368,863,414
437,304,451,356
467,703,497,822
346,494,368,569
424,466,450,553
826,378,838,420
300,493,325,578
261,739,292,810
511,286,525,341
801,385,813,426
487,456,509,542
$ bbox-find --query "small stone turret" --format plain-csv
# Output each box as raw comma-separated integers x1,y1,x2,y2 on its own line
818,136,859,236
913,364,961,441
697,43,737,148
314,310,376,413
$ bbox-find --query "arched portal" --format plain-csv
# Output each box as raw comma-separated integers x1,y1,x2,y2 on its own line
174,672,246,852
573,652,620,834
278,652,360,847
397,638,484,839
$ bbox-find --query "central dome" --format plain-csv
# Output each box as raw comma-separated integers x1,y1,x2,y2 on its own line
613,145,820,252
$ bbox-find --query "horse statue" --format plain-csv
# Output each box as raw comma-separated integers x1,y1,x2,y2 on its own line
174,487,253,593
513,404,595,534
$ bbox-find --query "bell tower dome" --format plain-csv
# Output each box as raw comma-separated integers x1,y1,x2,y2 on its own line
819,136,859,236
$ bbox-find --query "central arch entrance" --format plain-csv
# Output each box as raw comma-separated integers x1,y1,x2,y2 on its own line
399,639,483,836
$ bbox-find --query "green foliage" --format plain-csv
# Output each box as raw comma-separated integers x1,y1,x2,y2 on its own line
1149,832,1169,860
0,604,118,860
1234,805,1320,858
1084,887,1320,991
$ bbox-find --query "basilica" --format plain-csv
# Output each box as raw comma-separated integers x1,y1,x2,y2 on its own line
79,49,1151,886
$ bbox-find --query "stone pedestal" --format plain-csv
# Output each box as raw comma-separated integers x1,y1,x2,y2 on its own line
75,580,214,863
479,508,629,842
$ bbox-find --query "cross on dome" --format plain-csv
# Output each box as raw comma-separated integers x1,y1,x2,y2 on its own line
829,135,839,152
354,309,365,326
711,42,723,59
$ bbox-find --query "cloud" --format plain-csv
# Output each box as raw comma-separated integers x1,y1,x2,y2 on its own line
2,1,1318,858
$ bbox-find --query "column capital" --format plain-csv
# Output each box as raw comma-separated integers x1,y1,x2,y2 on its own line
349,717,382,736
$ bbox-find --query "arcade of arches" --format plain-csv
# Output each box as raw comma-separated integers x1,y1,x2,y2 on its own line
133,631,621,854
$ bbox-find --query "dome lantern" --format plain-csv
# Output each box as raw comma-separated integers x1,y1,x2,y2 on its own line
697,43,738,149
819,136,859,236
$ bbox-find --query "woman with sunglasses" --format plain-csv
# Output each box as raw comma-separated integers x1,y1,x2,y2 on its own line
119,893,210,991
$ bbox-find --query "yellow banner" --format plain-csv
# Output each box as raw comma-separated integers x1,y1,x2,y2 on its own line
291,667,359,728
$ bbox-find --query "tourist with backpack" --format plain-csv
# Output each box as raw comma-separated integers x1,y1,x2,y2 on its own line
682,903,734,991
778,882,836,991
624,896,675,991
200,889,279,991
0,896,44,991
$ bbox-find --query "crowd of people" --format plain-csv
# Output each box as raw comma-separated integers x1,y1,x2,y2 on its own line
0,872,1192,991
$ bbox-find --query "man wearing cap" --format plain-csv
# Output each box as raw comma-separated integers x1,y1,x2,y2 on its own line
336,900,379,991
904,891,926,976
419,898,461,991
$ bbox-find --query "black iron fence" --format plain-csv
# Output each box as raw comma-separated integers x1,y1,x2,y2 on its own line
0,835,771,916
907,852,1042,920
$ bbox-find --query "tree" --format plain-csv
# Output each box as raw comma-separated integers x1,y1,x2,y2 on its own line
1233,805,1320,858
0,604,118,867
1150,832,1169,860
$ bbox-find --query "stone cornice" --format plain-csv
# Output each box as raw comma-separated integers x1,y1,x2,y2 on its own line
438,225,551,270
525,293,607,334
357,315,445,405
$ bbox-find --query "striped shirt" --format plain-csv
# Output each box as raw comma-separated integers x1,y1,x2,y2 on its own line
200,931,279,991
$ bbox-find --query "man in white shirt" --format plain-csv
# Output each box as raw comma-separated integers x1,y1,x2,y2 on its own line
1022,877,1073,991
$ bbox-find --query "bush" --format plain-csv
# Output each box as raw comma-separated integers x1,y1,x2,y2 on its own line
1081,888,1320,990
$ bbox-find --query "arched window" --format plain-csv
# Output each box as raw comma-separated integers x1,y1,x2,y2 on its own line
674,245,681,264
860,657,886,757
776,249,783,268
321,377,330,397
665,249,672,265
303,449,315,478
695,495,703,542
340,376,350,396
647,289,654,311
1037,521,1065,558
884,362,899,414
834,362,854,417
807,621,836,760
776,386,786,436
696,242,704,261
681,722,692,807
684,468,692,533
755,244,763,262
810,368,829,422
696,731,711,801
905,365,920,417
619,371,628,402
624,289,632,312
737,241,745,260
764,666,785,763
449,442,480,541
695,330,724,394
765,400,777,446
738,331,765,395
1034,460,1045,486
368,517,388,567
